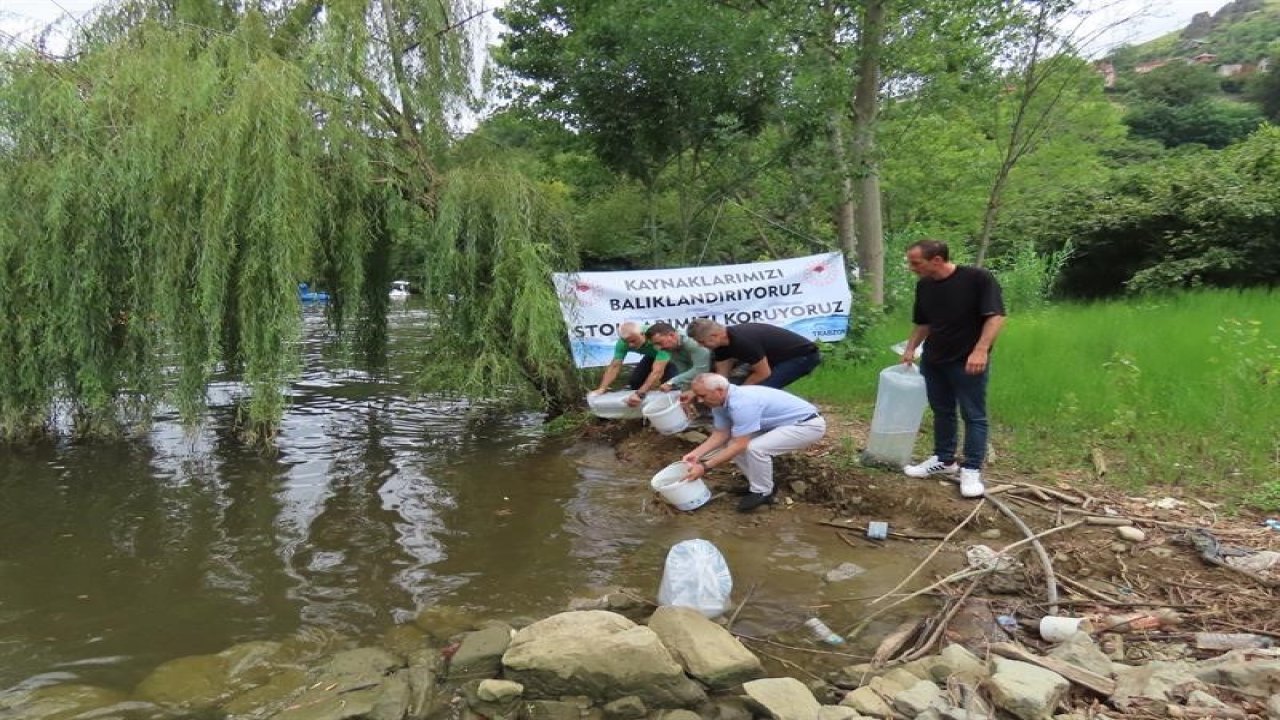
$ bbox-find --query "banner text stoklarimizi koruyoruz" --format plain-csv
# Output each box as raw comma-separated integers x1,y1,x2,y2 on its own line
552,252,852,368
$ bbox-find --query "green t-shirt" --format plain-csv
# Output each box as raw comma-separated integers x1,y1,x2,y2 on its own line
612,338,670,362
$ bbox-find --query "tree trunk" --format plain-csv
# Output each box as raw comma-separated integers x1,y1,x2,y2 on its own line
829,116,857,264
975,1,1058,267
851,0,887,306
974,166,1011,268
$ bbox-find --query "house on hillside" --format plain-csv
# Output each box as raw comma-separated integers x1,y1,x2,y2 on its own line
1135,59,1171,74
1260,57,1272,73
1192,53,1218,64
1218,63,1247,77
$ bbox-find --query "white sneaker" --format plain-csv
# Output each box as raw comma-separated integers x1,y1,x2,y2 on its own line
903,455,959,478
959,468,986,498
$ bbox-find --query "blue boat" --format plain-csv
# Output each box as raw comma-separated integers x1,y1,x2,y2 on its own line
298,282,330,303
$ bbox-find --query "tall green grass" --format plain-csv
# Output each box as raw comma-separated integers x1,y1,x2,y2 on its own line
797,288,1280,510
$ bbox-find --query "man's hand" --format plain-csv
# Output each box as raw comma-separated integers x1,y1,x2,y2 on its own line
966,348,990,375
625,392,645,407
901,350,916,366
682,460,706,481
677,390,694,405
659,383,673,392
589,388,605,396
681,450,700,464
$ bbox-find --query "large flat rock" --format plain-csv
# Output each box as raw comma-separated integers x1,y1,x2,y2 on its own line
647,606,764,689
502,611,705,708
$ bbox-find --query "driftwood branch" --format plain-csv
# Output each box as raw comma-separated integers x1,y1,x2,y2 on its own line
871,619,924,665
816,520,946,540
989,495,1061,615
902,578,980,662
870,499,986,605
726,581,759,631
1164,704,1248,719
842,521,1084,640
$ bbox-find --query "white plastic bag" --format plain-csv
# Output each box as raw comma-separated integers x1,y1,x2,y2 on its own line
657,539,733,618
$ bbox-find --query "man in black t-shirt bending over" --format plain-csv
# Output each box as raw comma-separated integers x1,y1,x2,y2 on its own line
688,319,821,389
900,240,1006,500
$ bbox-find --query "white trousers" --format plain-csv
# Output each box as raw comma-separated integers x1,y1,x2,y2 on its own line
732,417,827,494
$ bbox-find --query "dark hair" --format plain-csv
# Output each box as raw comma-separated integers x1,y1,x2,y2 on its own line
908,240,949,261
645,322,677,339
687,318,723,341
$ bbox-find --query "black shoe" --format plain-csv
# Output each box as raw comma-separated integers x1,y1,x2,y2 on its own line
737,491,774,513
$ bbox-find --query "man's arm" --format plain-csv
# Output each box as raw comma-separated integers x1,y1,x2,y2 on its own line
663,343,711,390
966,315,1005,375
683,434,752,480
682,428,730,466
593,359,624,394
627,359,670,405
714,358,735,377
902,325,929,365
741,358,772,385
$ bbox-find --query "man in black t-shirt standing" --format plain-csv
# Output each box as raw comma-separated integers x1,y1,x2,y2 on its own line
900,240,1006,499
688,319,821,389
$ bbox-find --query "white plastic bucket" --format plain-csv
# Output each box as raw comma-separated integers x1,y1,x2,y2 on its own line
586,391,645,420
642,393,689,435
650,462,712,511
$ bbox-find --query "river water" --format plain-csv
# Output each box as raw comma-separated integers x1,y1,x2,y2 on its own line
0,305,933,698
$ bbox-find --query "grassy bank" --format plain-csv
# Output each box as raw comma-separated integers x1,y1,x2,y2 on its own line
796,288,1280,511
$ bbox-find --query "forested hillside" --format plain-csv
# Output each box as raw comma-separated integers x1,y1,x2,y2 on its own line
1107,0,1280,69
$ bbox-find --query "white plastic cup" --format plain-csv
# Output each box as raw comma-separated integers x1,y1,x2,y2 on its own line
866,521,889,540
1039,615,1092,642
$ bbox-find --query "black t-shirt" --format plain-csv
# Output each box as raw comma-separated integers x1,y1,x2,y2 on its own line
912,266,1005,364
713,323,819,366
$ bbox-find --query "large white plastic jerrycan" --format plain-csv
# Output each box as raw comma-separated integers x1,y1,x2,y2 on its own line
863,363,928,466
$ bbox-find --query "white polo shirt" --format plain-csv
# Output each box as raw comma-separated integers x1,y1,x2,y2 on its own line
712,385,819,438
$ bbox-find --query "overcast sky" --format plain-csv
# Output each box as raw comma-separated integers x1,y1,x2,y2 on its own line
1,0,1228,59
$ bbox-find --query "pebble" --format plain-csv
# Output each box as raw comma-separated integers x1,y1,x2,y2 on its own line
979,529,1003,540
1116,526,1146,542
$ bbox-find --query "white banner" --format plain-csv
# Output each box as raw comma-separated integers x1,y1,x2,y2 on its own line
552,252,852,368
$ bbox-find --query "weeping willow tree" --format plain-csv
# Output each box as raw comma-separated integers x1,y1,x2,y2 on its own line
416,166,580,414
0,0,581,442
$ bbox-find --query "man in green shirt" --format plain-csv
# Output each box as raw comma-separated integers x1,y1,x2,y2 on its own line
590,322,678,406
645,322,712,396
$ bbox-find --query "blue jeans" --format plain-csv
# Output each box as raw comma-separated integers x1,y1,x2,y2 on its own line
760,352,822,389
627,356,678,389
921,359,989,470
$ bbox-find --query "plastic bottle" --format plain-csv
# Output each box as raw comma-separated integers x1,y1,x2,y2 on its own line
804,618,845,645
864,364,928,466
1263,519,1280,531
1194,632,1273,650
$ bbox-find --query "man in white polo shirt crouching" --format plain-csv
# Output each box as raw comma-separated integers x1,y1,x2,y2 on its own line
680,373,827,513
